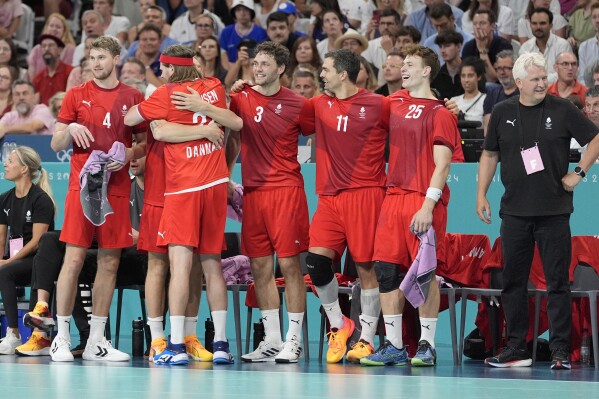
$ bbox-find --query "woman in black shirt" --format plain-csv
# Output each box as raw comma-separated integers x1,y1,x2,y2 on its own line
0,146,55,355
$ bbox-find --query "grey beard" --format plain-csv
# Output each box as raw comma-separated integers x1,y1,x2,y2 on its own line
16,103,30,115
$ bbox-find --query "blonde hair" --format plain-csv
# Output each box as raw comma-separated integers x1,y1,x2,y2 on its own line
513,52,547,81
44,13,76,46
13,146,56,213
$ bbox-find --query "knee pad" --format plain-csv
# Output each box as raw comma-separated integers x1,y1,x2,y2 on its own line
305,252,334,286
374,261,401,293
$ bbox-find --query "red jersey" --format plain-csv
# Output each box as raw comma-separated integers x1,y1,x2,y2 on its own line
300,89,389,195
137,77,229,195
57,80,146,197
144,132,166,206
229,86,306,188
387,90,463,204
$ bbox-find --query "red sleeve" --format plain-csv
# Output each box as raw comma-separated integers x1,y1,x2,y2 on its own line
56,88,77,125
138,86,169,121
432,108,460,153
299,97,316,136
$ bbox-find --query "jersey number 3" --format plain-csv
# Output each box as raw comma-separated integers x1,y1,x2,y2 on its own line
254,106,264,123
405,105,424,119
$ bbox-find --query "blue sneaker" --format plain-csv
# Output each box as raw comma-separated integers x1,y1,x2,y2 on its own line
411,340,436,366
212,341,234,364
154,341,189,365
360,340,408,366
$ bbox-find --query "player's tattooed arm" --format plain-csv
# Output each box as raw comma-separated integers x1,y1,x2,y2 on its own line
170,86,243,131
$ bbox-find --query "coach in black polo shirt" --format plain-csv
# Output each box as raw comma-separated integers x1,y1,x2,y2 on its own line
476,53,599,370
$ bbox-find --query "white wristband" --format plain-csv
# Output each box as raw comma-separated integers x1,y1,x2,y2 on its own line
425,187,442,202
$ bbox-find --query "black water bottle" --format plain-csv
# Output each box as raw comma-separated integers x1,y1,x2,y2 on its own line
205,318,214,352
132,318,144,357
253,319,265,350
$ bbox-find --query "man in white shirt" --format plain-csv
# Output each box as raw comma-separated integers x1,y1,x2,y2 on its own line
170,0,225,42
577,2,599,86
361,8,404,83
519,8,571,83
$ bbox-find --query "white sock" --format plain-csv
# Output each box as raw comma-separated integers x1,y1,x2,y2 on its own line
261,309,282,344
147,316,164,341
184,316,198,337
88,315,107,343
322,300,344,330
383,314,403,349
56,315,71,340
211,310,227,342
358,314,379,345
170,315,185,344
286,312,304,342
419,317,437,348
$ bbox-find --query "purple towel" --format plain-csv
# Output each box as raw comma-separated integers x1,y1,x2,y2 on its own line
400,227,438,308
227,182,243,222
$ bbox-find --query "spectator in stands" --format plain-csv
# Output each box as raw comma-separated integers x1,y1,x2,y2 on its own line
423,2,473,65
277,1,310,35
0,38,25,80
451,57,487,125
0,65,17,118
577,2,599,87
32,35,74,106
128,4,172,44
567,0,596,50
592,64,599,87
461,0,514,40
0,146,55,355
288,36,321,78
127,21,178,59
255,0,282,28
503,0,561,25
482,50,518,134
27,14,76,81
462,9,512,83
308,0,349,42
361,8,403,83
356,55,378,91
0,80,55,137
585,85,599,127
364,0,410,40
517,0,567,44
73,11,106,66
291,65,320,98
432,30,465,100
547,52,587,104
266,11,303,51
220,0,267,63
316,10,346,61
519,8,572,84
91,0,130,45
224,38,257,89
0,0,23,39
156,0,187,24
197,36,227,85
48,91,65,119
406,0,465,43
334,29,369,55
66,35,98,91
118,57,156,99
170,0,225,43
375,50,403,96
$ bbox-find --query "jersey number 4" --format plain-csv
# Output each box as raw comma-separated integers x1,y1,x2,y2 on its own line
405,105,424,119
103,112,111,129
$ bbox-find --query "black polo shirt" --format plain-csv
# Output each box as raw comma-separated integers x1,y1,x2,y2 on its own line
462,36,513,66
432,63,464,100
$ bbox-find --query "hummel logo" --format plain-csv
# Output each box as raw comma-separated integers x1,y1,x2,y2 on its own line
385,321,395,327
51,346,58,354
360,318,373,327
506,119,516,126
421,324,430,330
82,100,92,107
262,316,268,321
95,346,108,357
158,231,166,239
328,100,334,108
290,319,300,325
3,208,8,216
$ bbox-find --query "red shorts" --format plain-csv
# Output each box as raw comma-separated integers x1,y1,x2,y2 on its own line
373,191,447,269
310,187,385,262
137,203,167,254
241,186,310,258
60,190,132,248
157,184,227,253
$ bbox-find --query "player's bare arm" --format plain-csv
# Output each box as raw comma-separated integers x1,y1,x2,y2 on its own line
170,86,243,131
410,144,452,234
224,129,241,199
476,149,499,224
107,132,147,172
51,121,95,151
150,120,224,148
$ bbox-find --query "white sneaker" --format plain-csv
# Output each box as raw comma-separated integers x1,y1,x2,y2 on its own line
241,339,283,362
50,336,74,362
82,337,130,362
275,335,302,363
0,329,21,355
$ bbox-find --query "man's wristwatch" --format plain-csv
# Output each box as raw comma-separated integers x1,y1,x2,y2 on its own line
574,166,586,178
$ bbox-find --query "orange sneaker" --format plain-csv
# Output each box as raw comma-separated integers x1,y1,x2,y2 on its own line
346,339,375,363
184,335,213,362
148,337,167,363
326,315,355,363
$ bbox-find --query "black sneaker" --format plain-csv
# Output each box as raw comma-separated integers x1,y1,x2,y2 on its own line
485,346,532,368
550,347,571,370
